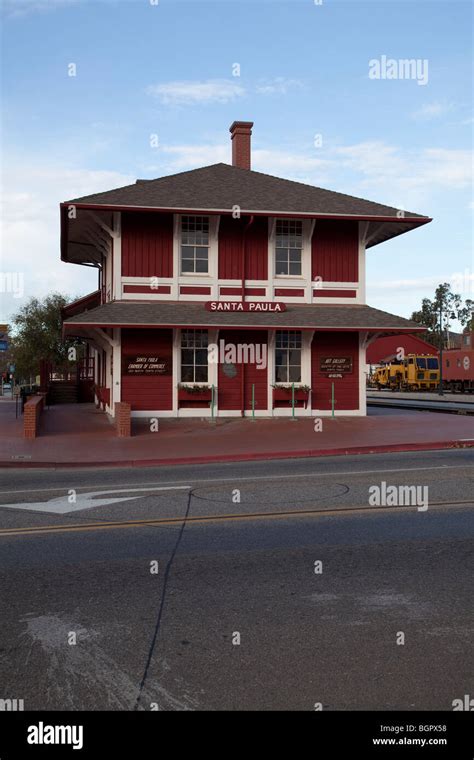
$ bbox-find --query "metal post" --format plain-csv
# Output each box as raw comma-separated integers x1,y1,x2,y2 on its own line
211,384,215,421
438,302,444,396
291,382,295,420
331,382,335,418
251,383,255,419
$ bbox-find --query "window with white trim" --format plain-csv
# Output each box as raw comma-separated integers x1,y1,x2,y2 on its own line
181,216,209,274
275,331,302,383
275,219,303,276
181,329,208,382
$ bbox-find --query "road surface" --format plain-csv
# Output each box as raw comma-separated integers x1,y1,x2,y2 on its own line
0,449,472,710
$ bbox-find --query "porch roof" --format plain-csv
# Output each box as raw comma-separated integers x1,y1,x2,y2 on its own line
63,300,424,333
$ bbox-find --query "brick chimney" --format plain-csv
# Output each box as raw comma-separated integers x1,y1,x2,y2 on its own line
230,121,254,170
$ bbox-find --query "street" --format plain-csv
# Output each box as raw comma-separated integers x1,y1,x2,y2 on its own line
0,449,472,710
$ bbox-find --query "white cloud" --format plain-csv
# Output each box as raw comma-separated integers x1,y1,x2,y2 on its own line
255,78,304,95
146,79,245,106
2,0,81,17
159,143,229,170
252,149,329,181
411,101,454,120
370,276,458,292
2,0,117,17
333,141,472,209
147,137,471,211
0,164,134,320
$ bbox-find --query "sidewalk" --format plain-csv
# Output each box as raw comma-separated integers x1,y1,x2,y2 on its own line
1,400,473,468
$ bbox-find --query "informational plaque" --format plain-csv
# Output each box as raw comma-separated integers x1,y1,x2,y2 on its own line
122,355,171,375
320,357,353,374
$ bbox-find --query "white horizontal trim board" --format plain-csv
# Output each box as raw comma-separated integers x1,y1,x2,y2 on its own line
129,408,363,418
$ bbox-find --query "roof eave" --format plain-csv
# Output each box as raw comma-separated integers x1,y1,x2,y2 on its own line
63,320,426,333
59,200,430,224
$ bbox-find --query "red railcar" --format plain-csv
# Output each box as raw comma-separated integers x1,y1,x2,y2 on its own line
442,332,474,392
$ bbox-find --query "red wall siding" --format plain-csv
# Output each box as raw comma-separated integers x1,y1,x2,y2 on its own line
122,212,173,278
312,221,359,283
220,287,266,296
313,289,357,298
121,328,173,411
218,216,268,281
180,286,211,295
124,285,171,294
218,330,268,410
366,334,438,364
218,217,243,280
246,217,268,280
311,332,359,410
274,288,305,297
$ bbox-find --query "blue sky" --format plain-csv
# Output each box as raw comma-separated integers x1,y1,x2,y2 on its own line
1,0,472,324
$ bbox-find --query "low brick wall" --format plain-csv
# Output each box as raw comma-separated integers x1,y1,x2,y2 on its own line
115,402,131,437
24,394,46,439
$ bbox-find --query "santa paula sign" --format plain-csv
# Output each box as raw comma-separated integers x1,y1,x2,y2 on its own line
205,301,286,313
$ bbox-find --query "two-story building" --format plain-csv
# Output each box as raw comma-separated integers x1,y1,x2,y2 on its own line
61,121,431,418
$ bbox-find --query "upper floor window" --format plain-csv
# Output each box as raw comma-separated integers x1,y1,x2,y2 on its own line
275,220,303,276
181,329,208,382
181,216,209,274
275,330,302,383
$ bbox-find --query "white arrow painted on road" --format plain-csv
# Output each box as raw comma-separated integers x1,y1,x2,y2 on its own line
0,486,191,514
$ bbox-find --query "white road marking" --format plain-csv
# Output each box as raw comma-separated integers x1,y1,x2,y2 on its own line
0,486,191,514
0,464,467,498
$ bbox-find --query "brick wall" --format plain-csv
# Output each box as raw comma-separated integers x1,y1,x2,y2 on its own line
23,394,45,439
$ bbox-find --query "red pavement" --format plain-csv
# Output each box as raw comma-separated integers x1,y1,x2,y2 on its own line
1,400,473,468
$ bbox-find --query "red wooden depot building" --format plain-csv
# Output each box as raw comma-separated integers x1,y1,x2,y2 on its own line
61,121,431,419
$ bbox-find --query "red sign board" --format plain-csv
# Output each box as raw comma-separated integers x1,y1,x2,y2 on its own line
122,354,171,375
320,357,353,374
205,301,286,313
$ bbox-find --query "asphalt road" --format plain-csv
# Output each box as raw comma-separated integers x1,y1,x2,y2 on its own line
0,449,472,710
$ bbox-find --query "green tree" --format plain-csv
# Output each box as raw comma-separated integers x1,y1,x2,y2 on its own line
411,283,474,348
9,293,82,383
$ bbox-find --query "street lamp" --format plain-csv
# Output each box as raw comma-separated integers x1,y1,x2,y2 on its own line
438,305,457,396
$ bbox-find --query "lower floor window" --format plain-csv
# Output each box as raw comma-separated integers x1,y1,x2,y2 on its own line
181,329,208,382
275,330,302,382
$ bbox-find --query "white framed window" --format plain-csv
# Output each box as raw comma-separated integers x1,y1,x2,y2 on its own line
275,330,302,382
275,219,303,276
181,216,209,274
181,329,209,382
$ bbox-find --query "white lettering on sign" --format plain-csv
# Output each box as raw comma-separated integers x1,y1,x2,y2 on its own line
205,301,286,313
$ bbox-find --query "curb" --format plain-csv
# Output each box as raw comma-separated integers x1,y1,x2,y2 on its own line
1,439,473,469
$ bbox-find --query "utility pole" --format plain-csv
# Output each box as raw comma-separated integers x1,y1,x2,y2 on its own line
438,301,444,396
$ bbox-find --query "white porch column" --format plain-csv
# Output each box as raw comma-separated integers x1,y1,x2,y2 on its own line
267,330,275,414
172,329,180,414
113,212,122,300
112,328,121,411
359,330,368,415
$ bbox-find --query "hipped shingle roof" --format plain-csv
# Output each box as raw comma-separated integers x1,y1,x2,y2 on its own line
63,300,424,332
65,163,427,220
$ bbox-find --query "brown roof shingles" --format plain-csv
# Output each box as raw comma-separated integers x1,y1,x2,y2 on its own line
64,163,428,220
63,300,424,332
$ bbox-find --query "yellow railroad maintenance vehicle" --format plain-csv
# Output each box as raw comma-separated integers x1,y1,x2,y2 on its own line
370,354,440,391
